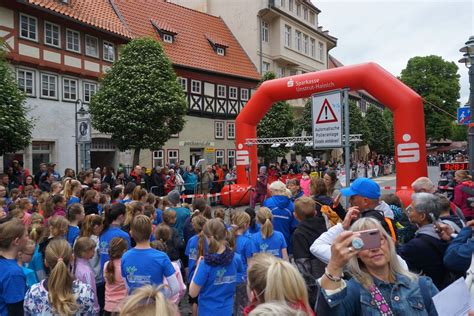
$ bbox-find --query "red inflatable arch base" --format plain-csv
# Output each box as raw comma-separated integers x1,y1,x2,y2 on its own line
221,63,427,207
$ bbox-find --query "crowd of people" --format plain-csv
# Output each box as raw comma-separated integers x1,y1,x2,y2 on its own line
1,156,474,315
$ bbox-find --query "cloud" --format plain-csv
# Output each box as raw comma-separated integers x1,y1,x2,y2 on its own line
313,0,474,104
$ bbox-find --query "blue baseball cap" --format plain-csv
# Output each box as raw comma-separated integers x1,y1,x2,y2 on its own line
341,177,381,199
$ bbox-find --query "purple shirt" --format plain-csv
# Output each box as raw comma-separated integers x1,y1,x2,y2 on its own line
75,258,100,314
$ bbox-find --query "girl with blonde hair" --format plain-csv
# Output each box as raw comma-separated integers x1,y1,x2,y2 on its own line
245,253,313,315
252,207,288,260
24,239,95,315
120,285,177,316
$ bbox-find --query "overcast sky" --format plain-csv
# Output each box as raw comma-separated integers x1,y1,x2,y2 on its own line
312,0,474,105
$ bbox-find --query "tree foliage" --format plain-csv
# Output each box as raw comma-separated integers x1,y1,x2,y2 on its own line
451,122,467,141
383,108,394,155
89,38,187,164
0,43,33,155
257,72,294,163
349,100,370,146
400,55,460,140
365,105,390,154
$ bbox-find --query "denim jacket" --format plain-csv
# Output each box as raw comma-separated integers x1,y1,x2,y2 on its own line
321,273,439,316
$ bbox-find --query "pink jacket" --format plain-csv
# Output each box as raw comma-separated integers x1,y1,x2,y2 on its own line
300,177,311,196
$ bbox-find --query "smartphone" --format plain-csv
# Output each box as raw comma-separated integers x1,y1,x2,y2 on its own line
355,229,381,250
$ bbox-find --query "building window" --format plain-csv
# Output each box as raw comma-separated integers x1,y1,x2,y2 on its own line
295,31,301,51
227,122,235,139
44,21,60,47
83,82,97,103
153,150,164,167
19,14,37,41
17,69,35,96
216,47,225,56
319,42,325,61
229,87,238,100
215,150,225,165
167,150,179,165
303,7,308,20
85,35,99,58
215,121,224,139
303,34,309,54
32,142,52,174
289,0,294,11
178,77,187,92
240,89,249,101
310,12,316,25
262,62,270,73
296,3,301,16
284,25,291,47
261,21,269,43
191,80,201,94
103,41,115,62
40,73,57,99
66,29,80,53
217,85,226,98
310,38,316,58
63,78,78,101
163,34,174,43
228,150,235,169
277,67,285,78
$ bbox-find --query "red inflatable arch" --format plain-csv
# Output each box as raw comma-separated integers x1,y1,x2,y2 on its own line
221,63,427,206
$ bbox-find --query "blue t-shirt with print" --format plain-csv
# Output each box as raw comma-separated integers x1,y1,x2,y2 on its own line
0,257,27,316
67,196,81,206
193,253,243,316
251,231,287,258
235,234,256,282
67,225,80,246
99,227,131,270
154,208,163,225
185,235,208,281
121,248,175,293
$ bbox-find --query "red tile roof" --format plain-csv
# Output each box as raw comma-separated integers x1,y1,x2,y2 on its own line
114,0,261,81
25,0,132,38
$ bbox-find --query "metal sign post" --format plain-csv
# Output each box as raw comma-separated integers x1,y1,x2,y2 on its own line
343,88,350,191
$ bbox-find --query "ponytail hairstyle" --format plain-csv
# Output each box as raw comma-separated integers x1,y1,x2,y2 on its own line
120,284,177,316
153,223,172,255
245,207,257,231
192,215,208,257
103,203,126,233
230,211,250,250
256,207,274,239
202,218,228,254
48,215,69,238
131,185,143,201
104,237,128,284
66,203,85,222
213,208,225,221
0,218,25,250
30,212,44,226
45,239,77,315
80,214,103,238
73,236,96,259
29,223,46,244
124,201,144,226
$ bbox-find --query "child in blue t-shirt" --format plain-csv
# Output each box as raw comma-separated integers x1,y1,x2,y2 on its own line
66,203,85,246
190,218,243,316
121,215,179,294
0,219,28,316
99,204,131,270
231,211,257,315
252,207,288,260
17,239,38,288
185,215,208,316
245,207,261,236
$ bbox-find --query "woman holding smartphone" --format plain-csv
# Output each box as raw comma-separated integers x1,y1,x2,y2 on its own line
319,217,439,315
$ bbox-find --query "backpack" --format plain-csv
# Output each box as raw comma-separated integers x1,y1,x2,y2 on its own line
314,200,341,227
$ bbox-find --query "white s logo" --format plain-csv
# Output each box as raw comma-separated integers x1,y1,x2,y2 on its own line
397,134,420,163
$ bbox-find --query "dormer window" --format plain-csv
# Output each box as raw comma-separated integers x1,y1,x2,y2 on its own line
216,47,225,56
205,34,229,57
151,19,177,44
163,34,174,43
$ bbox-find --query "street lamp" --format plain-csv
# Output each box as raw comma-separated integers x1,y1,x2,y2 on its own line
75,99,87,174
459,36,474,175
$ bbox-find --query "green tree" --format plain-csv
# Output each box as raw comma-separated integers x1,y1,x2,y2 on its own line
451,122,467,141
257,72,294,164
349,100,370,146
383,108,394,155
0,42,33,155
400,55,460,140
89,38,186,165
365,105,390,154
